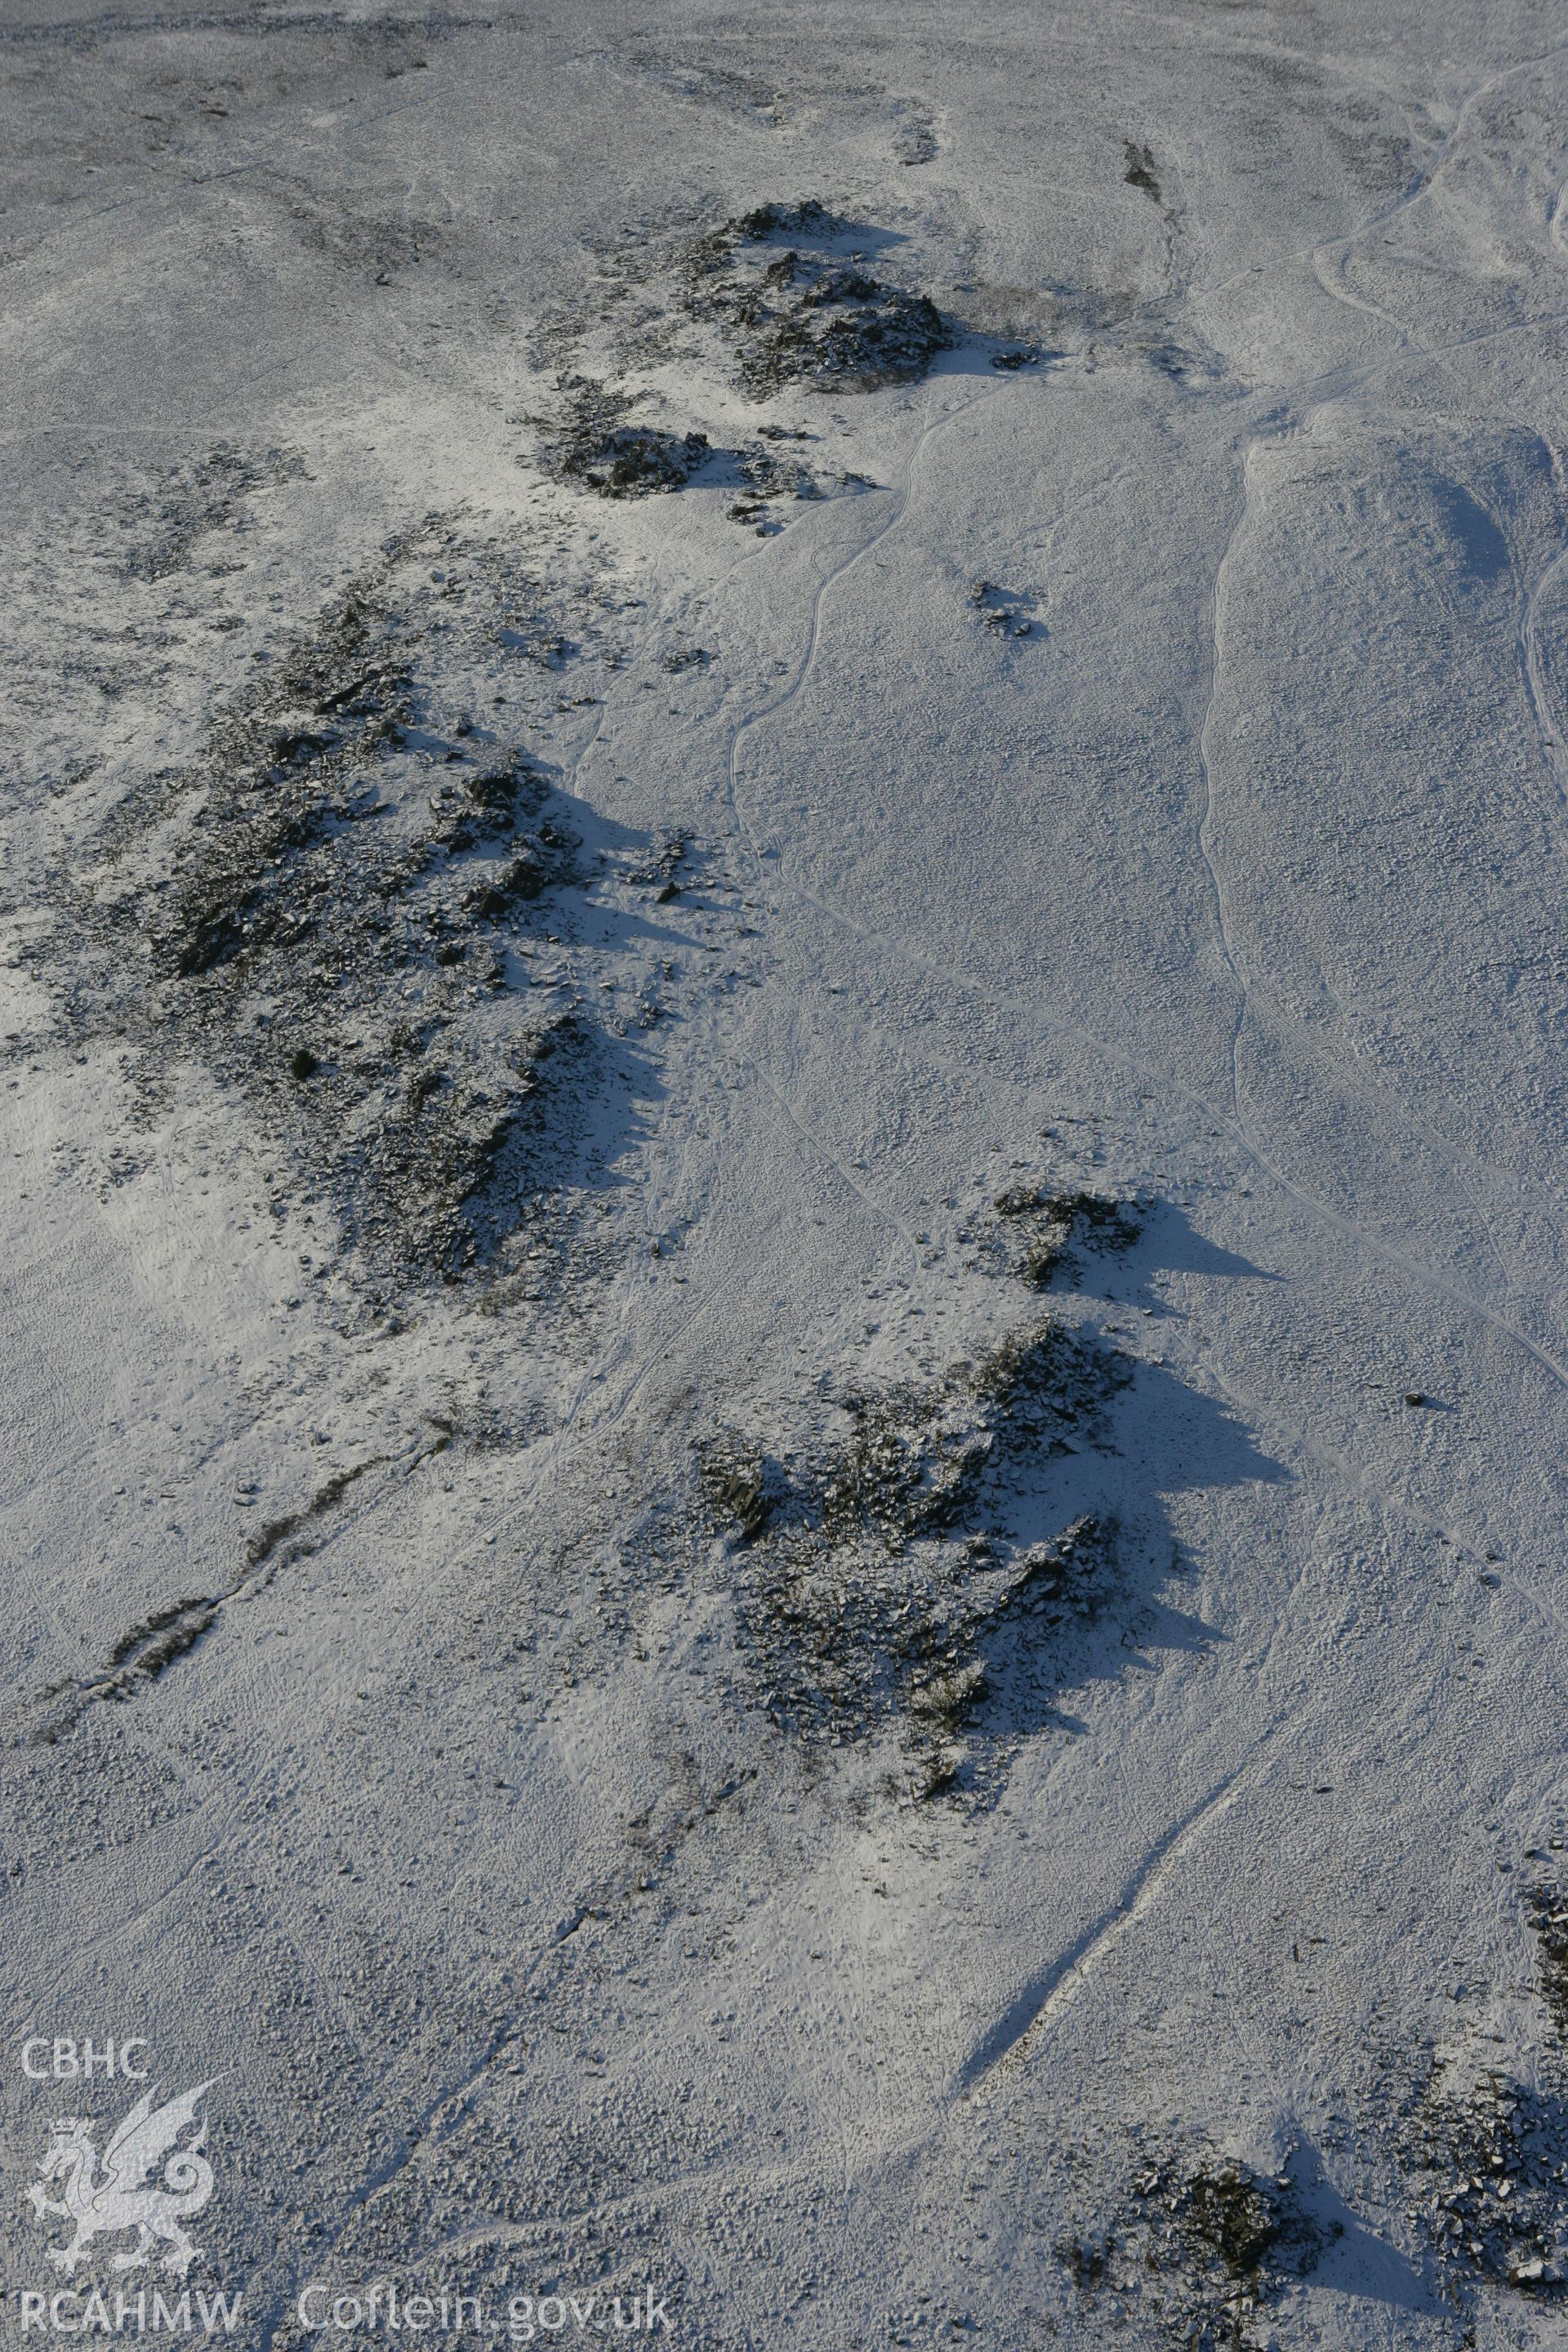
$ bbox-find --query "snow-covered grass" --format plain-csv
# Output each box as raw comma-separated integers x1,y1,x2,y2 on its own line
6,3,1568,2344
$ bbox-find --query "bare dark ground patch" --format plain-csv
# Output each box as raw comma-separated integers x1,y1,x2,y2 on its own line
24,1443,440,1743
111,443,310,583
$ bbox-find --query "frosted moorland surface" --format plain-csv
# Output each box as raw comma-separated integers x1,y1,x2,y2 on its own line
6,4,1568,2345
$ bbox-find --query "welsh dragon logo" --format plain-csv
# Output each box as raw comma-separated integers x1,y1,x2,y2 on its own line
25,2080,217,2276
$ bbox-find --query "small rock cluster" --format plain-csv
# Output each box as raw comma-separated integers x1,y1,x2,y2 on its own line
537,376,711,499
987,1184,1141,1289
889,102,938,168
1400,2065,1568,2292
114,443,308,582
63,558,604,1285
968,578,1039,639
727,424,825,528
1062,2152,1332,2345
701,1321,1128,1794
679,199,948,398
1530,1877,1568,2034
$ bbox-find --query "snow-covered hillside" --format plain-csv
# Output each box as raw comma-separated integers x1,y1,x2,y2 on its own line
6,4,1568,2345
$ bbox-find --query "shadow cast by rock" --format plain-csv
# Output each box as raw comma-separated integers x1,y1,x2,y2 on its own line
696,1314,1286,1806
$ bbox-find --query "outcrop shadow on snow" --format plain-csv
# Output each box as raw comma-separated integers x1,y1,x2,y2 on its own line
698,1298,1282,1806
